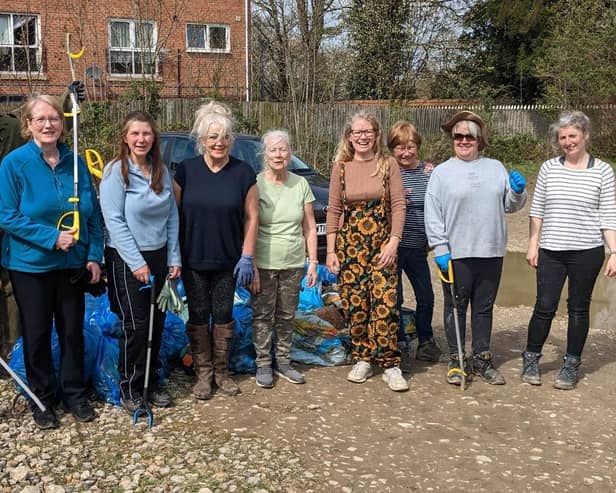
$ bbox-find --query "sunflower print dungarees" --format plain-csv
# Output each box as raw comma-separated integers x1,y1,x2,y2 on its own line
336,162,401,368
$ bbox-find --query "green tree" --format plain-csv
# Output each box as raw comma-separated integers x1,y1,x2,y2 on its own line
345,0,411,99
435,0,555,103
533,0,616,106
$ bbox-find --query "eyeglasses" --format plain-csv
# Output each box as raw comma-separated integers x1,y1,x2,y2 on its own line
350,129,375,138
394,144,417,152
453,133,477,142
29,116,62,126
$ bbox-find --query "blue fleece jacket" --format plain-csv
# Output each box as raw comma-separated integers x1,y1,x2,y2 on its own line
99,159,181,272
0,140,104,272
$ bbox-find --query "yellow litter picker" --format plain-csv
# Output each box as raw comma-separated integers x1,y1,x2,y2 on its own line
57,33,85,242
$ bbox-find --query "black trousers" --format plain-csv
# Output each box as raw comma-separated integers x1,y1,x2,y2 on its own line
105,247,167,401
182,268,235,326
526,246,604,357
442,257,503,355
9,268,87,409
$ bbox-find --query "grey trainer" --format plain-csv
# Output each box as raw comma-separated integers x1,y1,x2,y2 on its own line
275,363,305,384
256,366,274,388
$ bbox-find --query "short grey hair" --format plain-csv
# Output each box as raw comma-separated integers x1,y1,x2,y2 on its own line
452,120,481,139
261,129,291,152
549,111,591,152
191,101,235,154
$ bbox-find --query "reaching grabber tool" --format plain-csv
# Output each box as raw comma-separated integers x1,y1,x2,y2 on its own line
134,276,156,428
58,33,86,242
439,260,468,391
0,356,47,412
85,149,104,180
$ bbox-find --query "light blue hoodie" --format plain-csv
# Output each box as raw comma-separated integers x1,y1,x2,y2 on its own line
99,159,181,271
0,140,104,272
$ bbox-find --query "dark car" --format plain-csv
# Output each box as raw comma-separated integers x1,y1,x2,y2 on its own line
160,132,329,261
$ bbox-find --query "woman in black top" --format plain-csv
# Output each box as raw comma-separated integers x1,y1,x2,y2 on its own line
173,101,258,400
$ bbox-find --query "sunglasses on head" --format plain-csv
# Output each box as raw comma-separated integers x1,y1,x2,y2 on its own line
453,133,477,142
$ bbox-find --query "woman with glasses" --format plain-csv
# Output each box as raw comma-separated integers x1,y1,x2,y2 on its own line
173,101,258,400
0,95,104,428
424,111,527,387
387,121,440,374
522,111,616,390
326,112,408,392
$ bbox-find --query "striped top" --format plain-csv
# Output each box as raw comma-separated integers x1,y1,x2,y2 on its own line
400,162,431,249
530,156,616,251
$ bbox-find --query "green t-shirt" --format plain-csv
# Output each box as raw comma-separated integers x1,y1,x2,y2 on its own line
255,172,315,269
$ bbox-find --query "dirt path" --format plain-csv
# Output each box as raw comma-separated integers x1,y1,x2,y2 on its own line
196,184,616,492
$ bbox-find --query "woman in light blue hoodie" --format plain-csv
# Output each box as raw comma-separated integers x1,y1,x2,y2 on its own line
100,111,181,415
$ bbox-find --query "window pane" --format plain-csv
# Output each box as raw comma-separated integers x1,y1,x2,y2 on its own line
14,47,38,71
0,46,11,70
136,22,155,50
187,24,206,49
110,22,130,48
0,15,10,45
14,16,37,46
110,50,132,74
135,51,155,74
209,26,227,50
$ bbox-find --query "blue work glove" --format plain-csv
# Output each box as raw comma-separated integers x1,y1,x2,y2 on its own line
434,253,451,273
234,254,254,287
509,170,526,194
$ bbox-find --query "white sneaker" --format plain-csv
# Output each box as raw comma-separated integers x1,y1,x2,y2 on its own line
383,366,409,391
347,361,373,383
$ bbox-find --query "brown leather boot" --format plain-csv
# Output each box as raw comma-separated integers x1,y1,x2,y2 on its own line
212,321,240,396
187,323,213,400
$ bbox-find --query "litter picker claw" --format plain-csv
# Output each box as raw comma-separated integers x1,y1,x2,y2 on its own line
439,260,468,391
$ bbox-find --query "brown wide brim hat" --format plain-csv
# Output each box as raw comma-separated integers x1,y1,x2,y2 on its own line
441,110,488,150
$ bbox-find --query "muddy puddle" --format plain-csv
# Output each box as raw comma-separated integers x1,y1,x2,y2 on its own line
497,252,616,327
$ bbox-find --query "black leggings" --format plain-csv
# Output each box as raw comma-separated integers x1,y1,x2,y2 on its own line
526,246,604,357
182,268,235,325
442,257,503,355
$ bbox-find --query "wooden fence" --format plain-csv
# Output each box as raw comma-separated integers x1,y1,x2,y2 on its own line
3,99,614,168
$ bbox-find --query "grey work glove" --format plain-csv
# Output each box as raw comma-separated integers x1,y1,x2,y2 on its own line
156,277,185,315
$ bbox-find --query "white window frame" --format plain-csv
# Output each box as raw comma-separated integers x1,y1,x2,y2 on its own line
0,12,41,74
186,23,231,53
108,18,158,76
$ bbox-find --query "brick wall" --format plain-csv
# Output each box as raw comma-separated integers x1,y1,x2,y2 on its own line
0,0,249,100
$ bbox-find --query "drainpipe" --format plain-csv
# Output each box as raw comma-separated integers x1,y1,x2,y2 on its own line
176,49,181,97
244,0,250,102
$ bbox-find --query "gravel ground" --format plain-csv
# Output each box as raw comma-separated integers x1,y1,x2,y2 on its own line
0,371,318,493
2,186,616,492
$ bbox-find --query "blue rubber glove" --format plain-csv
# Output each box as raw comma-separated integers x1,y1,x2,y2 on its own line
234,254,254,287
434,253,451,273
509,170,526,194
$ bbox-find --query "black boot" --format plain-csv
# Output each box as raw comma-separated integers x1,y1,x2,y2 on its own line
472,351,506,385
553,354,581,390
521,351,542,385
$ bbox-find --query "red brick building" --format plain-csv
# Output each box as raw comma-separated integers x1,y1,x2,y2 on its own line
0,0,250,101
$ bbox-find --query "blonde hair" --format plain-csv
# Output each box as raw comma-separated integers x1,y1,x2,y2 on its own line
191,101,235,154
20,94,65,141
387,121,422,151
333,112,389,178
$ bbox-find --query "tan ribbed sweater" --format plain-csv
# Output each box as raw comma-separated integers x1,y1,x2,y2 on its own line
326,156,405,237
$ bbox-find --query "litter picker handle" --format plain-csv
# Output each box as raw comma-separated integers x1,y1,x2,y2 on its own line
438,260,454,284
85,149,104,180
57,207,80,242
66,33,85,82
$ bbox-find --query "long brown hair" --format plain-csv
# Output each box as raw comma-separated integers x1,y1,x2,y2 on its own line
333,112,389,178
114,110,164,193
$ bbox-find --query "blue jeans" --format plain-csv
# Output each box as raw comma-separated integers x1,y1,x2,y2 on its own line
397,247,435,344
526,246,604,357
